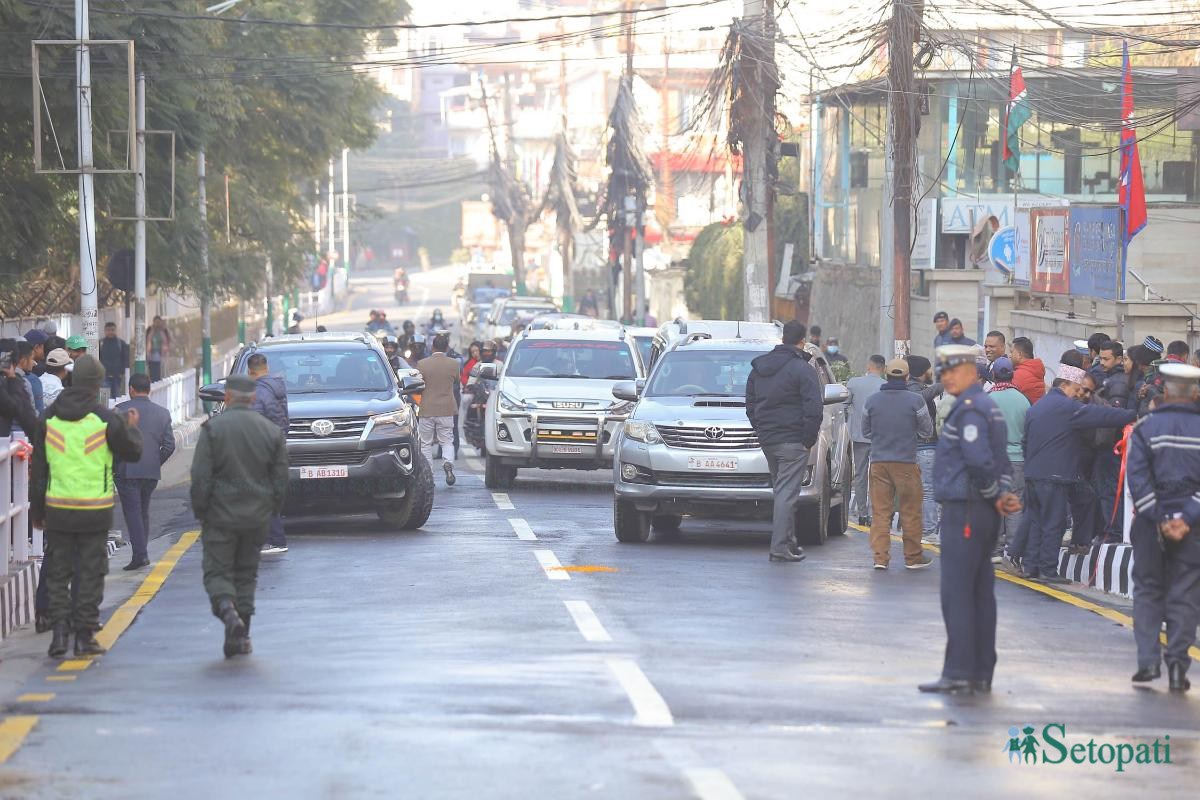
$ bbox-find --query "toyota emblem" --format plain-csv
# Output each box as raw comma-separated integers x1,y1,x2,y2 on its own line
310,419,336,437
703,426,725,440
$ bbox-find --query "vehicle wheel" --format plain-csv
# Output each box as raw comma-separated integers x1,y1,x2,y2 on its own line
795,470,831,546
378,452,435,530
614,498,652,543
651,514,683,532
484,452,516,490
827,451,851,538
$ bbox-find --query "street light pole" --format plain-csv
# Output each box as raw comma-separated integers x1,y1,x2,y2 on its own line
198,145,212,385
133,70,147,374
341,148,350,278
75,0,99,354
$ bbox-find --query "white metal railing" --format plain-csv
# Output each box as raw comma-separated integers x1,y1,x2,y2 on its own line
1,438,37,575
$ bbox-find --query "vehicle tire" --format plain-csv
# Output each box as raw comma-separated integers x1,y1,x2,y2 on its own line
651,514,683,532
614,498,652,543
484,452,516,490
795,470,831,546
378,452,435,530
827,451,851,538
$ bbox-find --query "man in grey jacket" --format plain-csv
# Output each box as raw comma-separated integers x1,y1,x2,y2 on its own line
846,355,885,526
115,373,176,570
249,353,290,554
863,358,935,570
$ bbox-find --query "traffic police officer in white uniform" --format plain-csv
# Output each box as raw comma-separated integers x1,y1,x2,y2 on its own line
1125,362,1200,693
920,345,1021,695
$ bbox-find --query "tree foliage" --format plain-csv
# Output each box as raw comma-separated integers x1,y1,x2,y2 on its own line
0,0,407,311
684,221,743,320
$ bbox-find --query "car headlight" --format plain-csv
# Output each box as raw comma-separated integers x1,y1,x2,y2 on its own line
368,410,411,437
498,391,528,413
623,420,661,444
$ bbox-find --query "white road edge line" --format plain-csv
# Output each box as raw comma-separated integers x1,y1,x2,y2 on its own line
606,658,674,728
682,768,745,800
509,518,538,541
492,492,515,510
534,550,570,581
563,600,612,642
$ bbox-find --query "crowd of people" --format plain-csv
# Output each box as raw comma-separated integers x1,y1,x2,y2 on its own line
844,311,1198,583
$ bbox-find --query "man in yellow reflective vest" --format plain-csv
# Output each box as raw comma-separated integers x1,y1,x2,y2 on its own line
31,354,143,658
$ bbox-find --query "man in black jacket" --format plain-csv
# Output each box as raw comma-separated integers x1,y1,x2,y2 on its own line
746,321,823,563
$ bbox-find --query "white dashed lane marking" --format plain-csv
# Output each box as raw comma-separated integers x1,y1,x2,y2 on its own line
563,600,612,642
606,658,674,728
509,518,537,540
491,492,514,510
534,549,570,581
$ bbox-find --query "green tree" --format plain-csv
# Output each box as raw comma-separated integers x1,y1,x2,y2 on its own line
0,0,407,311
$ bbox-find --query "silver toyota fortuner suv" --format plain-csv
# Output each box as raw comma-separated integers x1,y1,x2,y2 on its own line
610,334,851,544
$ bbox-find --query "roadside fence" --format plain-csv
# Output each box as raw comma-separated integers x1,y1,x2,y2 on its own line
1,438,36,575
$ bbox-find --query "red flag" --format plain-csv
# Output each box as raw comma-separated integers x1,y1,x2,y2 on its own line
1119,42,1148,243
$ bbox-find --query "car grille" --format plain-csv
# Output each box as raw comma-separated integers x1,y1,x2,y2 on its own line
289,450,371,467
288,417,368,440
655,424,760,450
654,471,772,488
535,416,600,444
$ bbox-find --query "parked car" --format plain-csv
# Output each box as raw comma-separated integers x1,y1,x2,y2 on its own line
199,332,434,530
478,327,645,488
623,326,658,373
610,334,851,544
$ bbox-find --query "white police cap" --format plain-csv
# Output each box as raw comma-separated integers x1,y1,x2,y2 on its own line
1158,363,1200,383
936,344,978,369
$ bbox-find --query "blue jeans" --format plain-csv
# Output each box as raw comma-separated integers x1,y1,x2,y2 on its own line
916,448,939,536
267,515,287,547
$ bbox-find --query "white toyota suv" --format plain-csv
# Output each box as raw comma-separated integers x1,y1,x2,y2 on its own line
478,327,645,488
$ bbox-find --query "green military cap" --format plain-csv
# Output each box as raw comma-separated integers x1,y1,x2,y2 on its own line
225,374,257,394
936,344,977,369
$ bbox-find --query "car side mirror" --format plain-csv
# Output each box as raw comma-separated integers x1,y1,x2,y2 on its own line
199,381,227,403
824,384,850,405
612,380,641,402
472,363,498,381
399,376,426,396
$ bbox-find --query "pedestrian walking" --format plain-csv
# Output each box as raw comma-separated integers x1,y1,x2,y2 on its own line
0,344,37,438
114,374,176,570
905,355,942,543
1010,337,1046,404
417,333,460,486
145,316,171,382
190,375,288,658
1019,364,1136,583
987,357,1030,562
1126,363,1200,692
745,321,824,563
248,354,290,554
14,340,42,417
30,355,143,658
846,355,885,526
40,348,70,407
919,345,1020,695
99,322,130,399
862,358,934,570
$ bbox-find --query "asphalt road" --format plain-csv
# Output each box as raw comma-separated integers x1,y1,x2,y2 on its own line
2,267,1196,799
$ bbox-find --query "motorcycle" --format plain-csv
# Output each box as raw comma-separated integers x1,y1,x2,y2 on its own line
462,381,490,453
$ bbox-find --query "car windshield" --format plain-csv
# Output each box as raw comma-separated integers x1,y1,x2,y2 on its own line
471,286,509,303
499,303,555,325
505,340,637,380
645,349,760,397
633,336,653,371
251,348,393,393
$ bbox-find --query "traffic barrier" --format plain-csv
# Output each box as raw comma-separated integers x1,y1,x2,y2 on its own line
0,437,39,639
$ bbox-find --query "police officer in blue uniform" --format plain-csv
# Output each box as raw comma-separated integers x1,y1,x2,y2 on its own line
1125,362,1200,693
920,346,1021,695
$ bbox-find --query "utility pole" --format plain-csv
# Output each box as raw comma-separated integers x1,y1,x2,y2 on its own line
198,145,212,385
341,148,350,278
501,73,526,292
659,37,673,232
886,0,916,357
558,24,575,312
75,0,99,354
622,0,637,321
133,70,147,374
740,0,775,323
265,256,274,337
327,157,336,299
313,180,321,255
